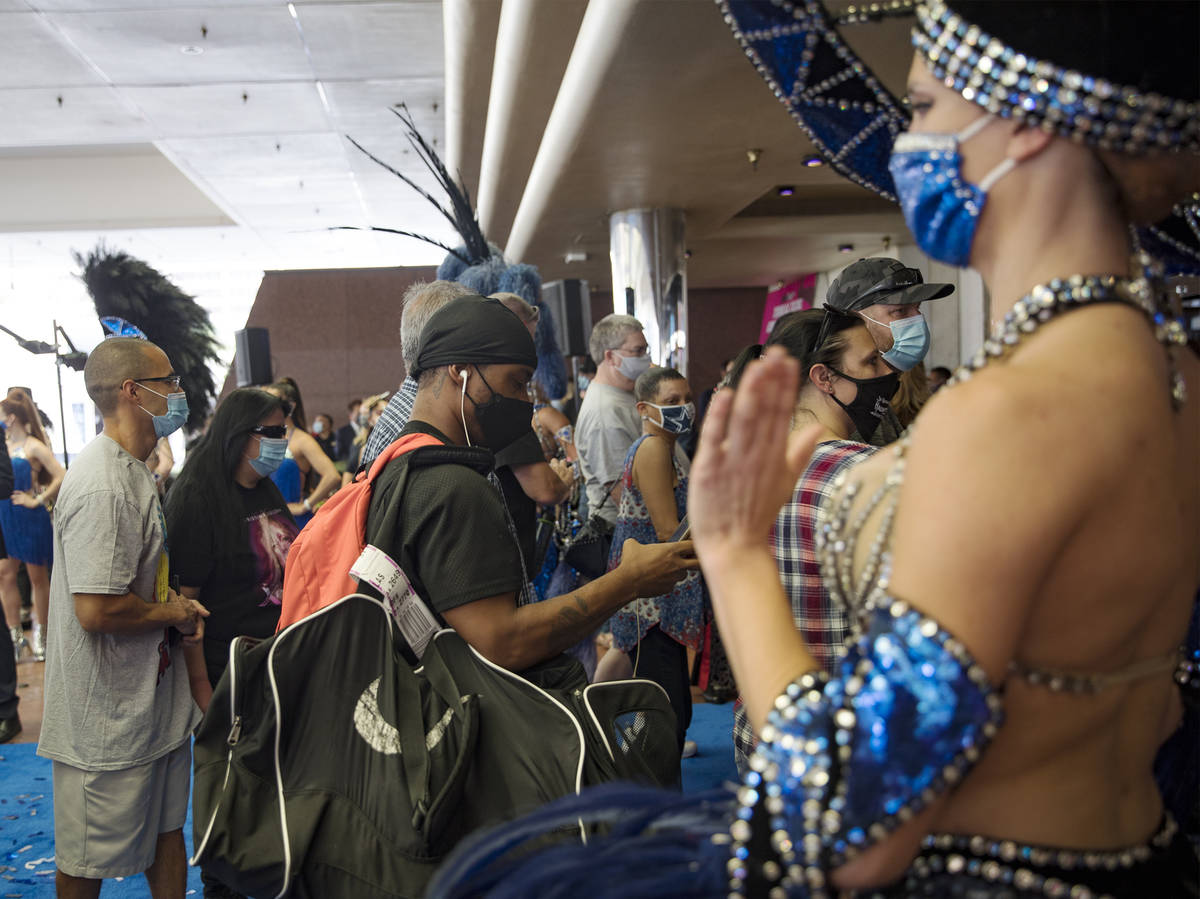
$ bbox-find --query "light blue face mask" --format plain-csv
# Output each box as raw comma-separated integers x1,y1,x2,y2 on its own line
861,311,932,372
887,115,1017,267
248,435,289,477
137,384,189,439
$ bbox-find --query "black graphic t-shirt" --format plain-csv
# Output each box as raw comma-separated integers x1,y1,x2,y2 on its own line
167,479,299,686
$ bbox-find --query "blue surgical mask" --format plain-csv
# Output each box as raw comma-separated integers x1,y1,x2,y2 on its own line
887,115,1017,267
861,312,931,371
644,401,696,435
248,435,289,477
312,420,325,435
137,384,189,438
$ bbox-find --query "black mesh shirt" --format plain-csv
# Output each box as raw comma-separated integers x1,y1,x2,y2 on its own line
363,421,527,617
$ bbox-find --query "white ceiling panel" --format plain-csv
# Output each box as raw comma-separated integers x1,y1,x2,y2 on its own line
127,81,329,137
204,172,360,209
31,1,280,9
160,132,348,178
0,86,150,146
322,78,442,138
233,198,364,228
46,6,310,85
297,2,442,80
0,12,107,87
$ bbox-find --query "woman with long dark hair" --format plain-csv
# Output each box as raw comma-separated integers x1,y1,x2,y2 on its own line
264,377,339,529
0,392,65,661
165,388,299,710
165,388,300,897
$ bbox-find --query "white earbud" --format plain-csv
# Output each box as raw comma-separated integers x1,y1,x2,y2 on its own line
457,367,472,448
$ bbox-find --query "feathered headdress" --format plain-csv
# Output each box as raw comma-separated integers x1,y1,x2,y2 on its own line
76,244,221,432
341,105,569,398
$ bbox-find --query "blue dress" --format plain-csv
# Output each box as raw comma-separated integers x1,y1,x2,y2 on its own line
269,448,312,529
0,445,53,566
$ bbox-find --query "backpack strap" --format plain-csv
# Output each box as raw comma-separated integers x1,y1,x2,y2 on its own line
361,432,445,484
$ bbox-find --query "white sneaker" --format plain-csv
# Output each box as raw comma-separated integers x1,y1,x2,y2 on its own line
682,739,699,758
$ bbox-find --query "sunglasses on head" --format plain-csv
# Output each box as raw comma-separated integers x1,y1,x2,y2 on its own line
249,425,287,439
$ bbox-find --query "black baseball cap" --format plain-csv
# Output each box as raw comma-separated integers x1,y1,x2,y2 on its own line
825,257,954,313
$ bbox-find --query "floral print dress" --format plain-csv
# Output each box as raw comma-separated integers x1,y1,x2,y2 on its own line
607,434,704,652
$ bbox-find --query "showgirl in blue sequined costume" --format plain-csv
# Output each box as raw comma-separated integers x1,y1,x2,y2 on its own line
0,393,65,663
428,2,1200,897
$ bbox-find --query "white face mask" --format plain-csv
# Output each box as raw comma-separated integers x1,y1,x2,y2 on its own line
613,351,652,382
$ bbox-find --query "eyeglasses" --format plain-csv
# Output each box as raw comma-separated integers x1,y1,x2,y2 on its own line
136,374,182,388
249,425,287,439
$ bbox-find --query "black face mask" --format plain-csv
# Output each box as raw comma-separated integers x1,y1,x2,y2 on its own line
828,368,900,441
466,366,535,453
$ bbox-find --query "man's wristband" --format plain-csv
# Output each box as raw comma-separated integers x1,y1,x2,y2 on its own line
303,498,313,512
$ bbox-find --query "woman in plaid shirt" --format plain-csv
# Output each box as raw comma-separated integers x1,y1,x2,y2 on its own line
731,309,891,772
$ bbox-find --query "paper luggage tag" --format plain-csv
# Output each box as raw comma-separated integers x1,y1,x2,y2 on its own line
349,545,439,659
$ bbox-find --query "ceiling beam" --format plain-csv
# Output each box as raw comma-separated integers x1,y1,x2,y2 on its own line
503,0,639,264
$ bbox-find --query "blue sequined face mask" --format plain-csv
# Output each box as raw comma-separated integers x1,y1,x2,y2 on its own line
888,115,1017,267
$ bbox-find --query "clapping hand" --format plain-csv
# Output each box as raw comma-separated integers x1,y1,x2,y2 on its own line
688,347,821,559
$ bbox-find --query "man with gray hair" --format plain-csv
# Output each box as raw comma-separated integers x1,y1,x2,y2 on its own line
576,314,686,525
360,280,474,469
361,280,569,572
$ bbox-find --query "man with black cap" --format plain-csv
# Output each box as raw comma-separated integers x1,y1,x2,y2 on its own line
363,295,699,675
823,256,954,444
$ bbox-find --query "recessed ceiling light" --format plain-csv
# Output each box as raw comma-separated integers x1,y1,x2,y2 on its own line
180,45,204,55
803,155,824,167
838,243,855,253
777,186,795,197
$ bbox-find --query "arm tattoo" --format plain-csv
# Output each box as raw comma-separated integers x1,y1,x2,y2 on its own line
556,593,590,627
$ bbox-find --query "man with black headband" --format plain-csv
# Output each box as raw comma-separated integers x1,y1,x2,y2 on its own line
363,295,699,674
823,256,954,444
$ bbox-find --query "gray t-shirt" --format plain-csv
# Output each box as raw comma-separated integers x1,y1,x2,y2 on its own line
38,435,199,770
575,383,642,525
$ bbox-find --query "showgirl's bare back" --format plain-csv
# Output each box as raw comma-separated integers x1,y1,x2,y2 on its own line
840,302,1199,850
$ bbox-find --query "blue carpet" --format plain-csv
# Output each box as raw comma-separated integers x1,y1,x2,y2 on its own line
0,744,203,898
0,703,735,897
681,701,738,793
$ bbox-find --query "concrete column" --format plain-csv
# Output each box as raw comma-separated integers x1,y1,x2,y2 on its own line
609,208,689,375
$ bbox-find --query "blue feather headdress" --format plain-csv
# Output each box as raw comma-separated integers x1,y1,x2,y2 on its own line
342,105,569,398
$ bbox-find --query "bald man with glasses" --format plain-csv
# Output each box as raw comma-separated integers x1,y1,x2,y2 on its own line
38,337,207,899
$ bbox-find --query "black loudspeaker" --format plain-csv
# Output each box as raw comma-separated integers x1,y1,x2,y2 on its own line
234,327,273,386
542,279,592,358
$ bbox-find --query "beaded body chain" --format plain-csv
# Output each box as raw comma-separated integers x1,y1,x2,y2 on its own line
817,263,1192,691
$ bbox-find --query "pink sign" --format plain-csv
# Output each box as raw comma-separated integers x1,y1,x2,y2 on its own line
760,274,817,342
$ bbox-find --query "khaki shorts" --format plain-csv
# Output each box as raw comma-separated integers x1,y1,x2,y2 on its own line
52,741,191,879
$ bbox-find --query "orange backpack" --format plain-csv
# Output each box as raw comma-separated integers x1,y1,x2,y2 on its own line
276,432,442,630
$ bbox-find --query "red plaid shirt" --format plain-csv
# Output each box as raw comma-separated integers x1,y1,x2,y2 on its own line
733,439,876,772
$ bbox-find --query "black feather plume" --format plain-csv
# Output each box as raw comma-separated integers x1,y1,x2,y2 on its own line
329,226,469,265
344,103,491,267
76,244,220,433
